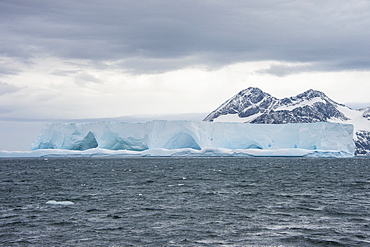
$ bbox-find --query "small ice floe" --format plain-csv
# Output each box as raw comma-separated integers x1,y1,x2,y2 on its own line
46,200,74,206
168,184,185,187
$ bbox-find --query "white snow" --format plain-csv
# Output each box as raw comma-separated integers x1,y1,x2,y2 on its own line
329,105,370,135
23,120,356,157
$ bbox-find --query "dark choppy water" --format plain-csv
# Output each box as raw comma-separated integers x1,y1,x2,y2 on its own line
1,157,370,246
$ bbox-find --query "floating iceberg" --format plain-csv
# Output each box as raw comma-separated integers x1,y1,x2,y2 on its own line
46,200,74,206
26,120,355,157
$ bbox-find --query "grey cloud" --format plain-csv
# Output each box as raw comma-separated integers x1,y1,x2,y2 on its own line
0,82,20,95
0,58,25,76
0,107,13,114
74,72,102,85
260,60,370,77
257,64,316,77
51,68,103,85
0,66,19,76
1,0,370,73
50,69,82,77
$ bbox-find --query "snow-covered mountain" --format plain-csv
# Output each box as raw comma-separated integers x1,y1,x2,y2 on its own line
203,87,370,155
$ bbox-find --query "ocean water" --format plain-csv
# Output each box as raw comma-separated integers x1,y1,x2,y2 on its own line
1,157,370,247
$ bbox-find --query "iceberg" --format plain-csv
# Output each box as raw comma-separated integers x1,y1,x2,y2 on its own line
27,120,355,158
46,200,74,206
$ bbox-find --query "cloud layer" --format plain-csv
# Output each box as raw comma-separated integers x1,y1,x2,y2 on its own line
0,0,369,123
1,0,370,73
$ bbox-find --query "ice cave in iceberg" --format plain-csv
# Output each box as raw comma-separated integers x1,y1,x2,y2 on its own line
30,120,355,157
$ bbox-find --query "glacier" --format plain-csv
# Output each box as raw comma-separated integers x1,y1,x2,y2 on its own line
25,120,355,158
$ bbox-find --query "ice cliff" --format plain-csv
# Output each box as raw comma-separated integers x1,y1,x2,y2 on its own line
31,121,355,157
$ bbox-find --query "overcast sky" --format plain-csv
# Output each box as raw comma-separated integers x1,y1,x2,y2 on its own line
1,0,370,149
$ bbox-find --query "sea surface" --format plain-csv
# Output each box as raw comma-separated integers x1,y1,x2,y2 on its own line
1,157,370,246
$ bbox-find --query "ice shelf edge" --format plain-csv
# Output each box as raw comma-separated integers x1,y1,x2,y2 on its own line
0,147,354,158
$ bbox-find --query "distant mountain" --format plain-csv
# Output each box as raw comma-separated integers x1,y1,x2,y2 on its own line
203,87,370,155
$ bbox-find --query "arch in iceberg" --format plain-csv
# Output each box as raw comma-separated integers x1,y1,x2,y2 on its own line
163,132,201,150
72,131,98,150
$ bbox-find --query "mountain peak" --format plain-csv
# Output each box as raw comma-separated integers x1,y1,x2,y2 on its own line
203,87,277,122
236,87,273,105
238,87,265,95
204,87,349,124
297,89,326,99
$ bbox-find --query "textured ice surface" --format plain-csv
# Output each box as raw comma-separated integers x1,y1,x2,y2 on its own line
27,120,355,157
